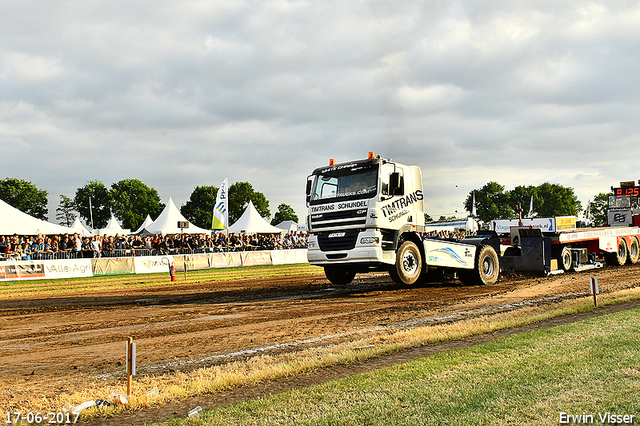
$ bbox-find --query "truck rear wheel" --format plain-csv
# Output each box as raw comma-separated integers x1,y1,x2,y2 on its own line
389,241,422,285
605,239,627,266
324,266,356,285
459,244,499,286
627,237,639,265
558,246,572,272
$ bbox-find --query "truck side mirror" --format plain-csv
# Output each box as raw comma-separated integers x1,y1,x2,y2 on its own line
389,172,402,195
305,179,313,204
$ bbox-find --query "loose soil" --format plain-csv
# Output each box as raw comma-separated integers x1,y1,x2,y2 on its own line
1,264,640,425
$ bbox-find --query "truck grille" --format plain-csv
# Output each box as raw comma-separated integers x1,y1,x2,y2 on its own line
310,209,367,230
317,229,360,252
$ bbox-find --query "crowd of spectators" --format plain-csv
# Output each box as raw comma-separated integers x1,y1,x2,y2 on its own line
0,231,308,261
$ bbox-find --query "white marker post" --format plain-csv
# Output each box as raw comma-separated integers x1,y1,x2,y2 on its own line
590,277,599,307
126,337,136,397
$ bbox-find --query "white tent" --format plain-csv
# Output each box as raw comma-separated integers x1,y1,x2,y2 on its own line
98,214,130,236
275,220,306,233
72,216,93,236
144,197,210,235
133,214,153,234
0,198,75,235
227,201,283,234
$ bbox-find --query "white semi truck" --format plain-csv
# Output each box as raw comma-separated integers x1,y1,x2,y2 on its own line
305,152,500,286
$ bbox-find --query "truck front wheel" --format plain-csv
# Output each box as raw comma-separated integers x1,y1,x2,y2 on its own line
324,266,356,285
389,241,422,285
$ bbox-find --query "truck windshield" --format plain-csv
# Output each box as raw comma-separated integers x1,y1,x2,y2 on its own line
310,164,378,204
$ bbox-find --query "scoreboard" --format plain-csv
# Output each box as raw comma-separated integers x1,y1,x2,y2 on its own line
612,181,640,197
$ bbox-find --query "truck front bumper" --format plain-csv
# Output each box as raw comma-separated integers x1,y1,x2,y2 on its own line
306,229,395,266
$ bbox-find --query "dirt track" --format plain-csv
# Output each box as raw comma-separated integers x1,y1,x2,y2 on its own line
2,264,640,424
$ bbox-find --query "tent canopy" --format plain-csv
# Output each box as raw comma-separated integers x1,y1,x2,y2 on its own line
98,214,130,236
133,214,153,234
144,197,210,235
274,220,306,233
0,198,75,235
227,201,283,234
72,217,93,236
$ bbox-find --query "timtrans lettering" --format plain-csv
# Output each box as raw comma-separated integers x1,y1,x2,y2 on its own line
310,205,335,213
381,190,423,218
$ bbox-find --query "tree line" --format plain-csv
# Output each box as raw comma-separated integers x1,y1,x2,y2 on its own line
0,177,615,231
426,181,612,226
0,178,299,231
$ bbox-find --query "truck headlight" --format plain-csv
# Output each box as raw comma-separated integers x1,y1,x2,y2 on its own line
360,237,380,245
308,240,317,249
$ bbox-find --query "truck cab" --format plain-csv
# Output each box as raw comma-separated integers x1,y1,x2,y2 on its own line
306,153,500,287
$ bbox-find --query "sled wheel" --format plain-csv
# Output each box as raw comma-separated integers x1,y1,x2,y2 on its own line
605,238,628,266
627,237,639,265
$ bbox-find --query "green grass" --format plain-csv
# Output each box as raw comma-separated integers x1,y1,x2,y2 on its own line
0,264,320,298
156,307,640,426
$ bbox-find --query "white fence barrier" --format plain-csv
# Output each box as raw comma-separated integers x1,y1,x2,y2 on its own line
0,249,309,282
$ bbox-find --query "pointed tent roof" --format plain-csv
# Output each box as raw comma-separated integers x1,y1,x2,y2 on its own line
99,214,130,236
228,201,283,234
0,198,75,235
144,197,209,235
133,214,153,234
274,220,306,233
72,216,93,236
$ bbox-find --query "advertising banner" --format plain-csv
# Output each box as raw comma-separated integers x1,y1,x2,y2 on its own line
241,251,272,266
271,249,308,265
133,256,174,274
173,254,211,272
92,258,135,276
44,259,93,279
209,252,243,268
492,218,557,234
0,262,46,281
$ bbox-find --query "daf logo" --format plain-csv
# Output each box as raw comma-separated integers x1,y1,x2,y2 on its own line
328,232,346,238
357,209,367,215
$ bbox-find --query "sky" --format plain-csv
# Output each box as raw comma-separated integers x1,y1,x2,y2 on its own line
2,0,640,225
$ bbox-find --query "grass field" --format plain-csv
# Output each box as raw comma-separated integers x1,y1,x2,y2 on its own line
155,306,640,426
0,264,319,298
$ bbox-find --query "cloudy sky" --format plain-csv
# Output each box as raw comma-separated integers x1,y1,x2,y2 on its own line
2,0,640,224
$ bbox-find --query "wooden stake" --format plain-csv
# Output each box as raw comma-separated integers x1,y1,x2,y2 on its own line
126,337,135,396
590,277,599,307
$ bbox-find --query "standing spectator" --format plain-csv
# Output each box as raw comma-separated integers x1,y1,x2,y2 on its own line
91,236,102,258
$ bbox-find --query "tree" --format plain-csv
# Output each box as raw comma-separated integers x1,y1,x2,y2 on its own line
271,203,299,225
181,185,218,229
0,178,48,220
74,180,111,229
587,193,609,227
509,185,537,217
56,195,77,227
464,182,513,222
424,213,433,223
228,182,270,224
534,182,582,217
109,179,165,230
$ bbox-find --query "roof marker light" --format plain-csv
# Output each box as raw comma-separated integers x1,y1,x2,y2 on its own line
329,158,335,166
368,151,375,159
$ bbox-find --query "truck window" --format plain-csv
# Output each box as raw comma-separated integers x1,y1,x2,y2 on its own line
309,164,378,203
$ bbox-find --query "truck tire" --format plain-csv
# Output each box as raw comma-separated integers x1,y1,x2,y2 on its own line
627,237,640,265
558,246,572,272
389,241,422,285
605,239,627,266
459,244,499,286
324,266,356,285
